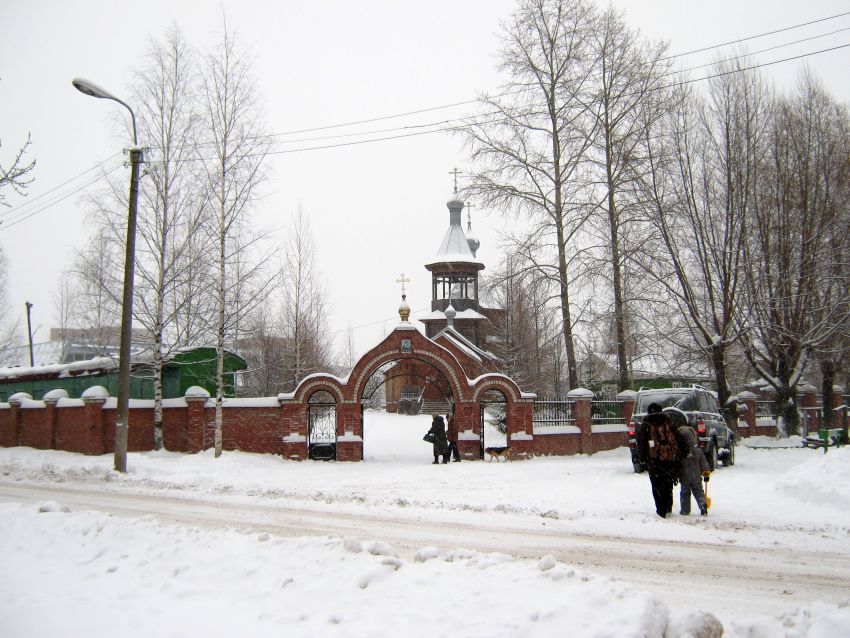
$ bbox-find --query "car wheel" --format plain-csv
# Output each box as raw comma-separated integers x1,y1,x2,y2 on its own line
632,462,645,474
709,442,718,470
725,439,735,466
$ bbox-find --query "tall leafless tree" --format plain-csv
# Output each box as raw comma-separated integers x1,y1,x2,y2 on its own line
581,6,671,392
130,26,212,448
199,20,273,456
741,70,850,435
484,251,562,395
461,0,599,389
638,59,770,411
279,207,333,391
0,247,18,359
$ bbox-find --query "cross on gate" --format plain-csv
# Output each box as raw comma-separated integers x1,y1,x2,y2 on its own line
396,273,410,296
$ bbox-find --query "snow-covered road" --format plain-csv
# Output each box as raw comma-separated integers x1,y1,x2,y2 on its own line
2,411,850,636
2,474,848,624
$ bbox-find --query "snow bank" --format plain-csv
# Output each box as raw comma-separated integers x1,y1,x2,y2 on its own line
1,502,676,638
742,435,804,448
775,446,850,511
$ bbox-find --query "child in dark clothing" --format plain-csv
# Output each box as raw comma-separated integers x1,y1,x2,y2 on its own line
678,426,711,515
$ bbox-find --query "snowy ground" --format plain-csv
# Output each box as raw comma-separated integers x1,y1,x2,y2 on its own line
1,409,849,637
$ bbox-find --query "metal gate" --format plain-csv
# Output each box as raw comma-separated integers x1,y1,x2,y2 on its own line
480,397,507,460
308,396,337,461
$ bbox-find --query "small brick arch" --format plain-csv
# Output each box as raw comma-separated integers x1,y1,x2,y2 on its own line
292,376,345,405
470,375,523,404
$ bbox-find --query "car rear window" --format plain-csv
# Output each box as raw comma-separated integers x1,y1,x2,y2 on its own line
636,392,695,413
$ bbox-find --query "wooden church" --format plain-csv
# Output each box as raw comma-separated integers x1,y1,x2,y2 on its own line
384,190,504,414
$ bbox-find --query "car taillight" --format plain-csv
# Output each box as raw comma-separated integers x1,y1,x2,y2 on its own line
629,425,635,436
697,419,706,434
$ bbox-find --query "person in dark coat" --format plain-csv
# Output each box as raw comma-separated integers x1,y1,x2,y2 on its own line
678,426,710,516
446,413,461,462
428,414,450,464
636,403,689,518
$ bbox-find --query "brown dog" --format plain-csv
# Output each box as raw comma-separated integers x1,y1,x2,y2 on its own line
485,446,511,462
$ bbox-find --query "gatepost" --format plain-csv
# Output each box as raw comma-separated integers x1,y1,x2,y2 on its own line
185,386,210,453
568,388,594,454
81,386,108,456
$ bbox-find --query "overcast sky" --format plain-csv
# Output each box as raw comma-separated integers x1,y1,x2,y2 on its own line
1,0,848,363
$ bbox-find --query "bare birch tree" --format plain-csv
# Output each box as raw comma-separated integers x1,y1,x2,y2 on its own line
72,227,123,352
199,21,272,456
0,246,18,358
130,26,212,448
280,207,332,391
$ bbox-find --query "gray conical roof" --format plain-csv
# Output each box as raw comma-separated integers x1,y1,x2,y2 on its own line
425,194,484,268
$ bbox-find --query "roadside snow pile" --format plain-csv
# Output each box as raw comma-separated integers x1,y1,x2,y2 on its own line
0,501,695,638
774,446,850,511
727,602,850,638
742,435,803,448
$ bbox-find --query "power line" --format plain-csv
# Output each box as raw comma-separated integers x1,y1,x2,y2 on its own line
661,10,850,60
0,163,124,231
663,26,850,78
4,23,848,229
0,151,122,220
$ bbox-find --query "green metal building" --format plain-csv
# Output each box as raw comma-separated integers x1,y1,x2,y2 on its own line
0,347,247,402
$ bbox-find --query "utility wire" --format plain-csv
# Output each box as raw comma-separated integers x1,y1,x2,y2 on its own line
3,20,848,229
0,151,122,219
661,10,850,60
662,26,850,77
0,163,124,231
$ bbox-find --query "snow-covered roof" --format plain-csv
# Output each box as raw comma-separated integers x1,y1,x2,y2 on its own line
435,326,500,364
424,195,484,269
425,222,484,268
0,356,117,381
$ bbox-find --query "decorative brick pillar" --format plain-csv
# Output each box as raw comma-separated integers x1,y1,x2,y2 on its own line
7,392,31,447
455,401,480,460
617,390,636,426
799,383,818,435
507,400,534,459
736,391,757,437
830,385,845,430
279,399,307,460
568,388,594,454
336,403,363,461
185,386,210,454
43,389,69,450
81,386,108,456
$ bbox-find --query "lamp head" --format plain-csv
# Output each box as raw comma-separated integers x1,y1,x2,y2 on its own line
72,78,119,101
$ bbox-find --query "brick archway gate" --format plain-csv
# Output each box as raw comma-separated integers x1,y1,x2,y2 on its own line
278,324,534,461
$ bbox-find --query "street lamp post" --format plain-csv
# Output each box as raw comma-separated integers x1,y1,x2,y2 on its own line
25,301,34,366
72,78,143,473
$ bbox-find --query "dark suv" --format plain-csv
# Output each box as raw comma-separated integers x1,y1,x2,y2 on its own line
628,385,735,473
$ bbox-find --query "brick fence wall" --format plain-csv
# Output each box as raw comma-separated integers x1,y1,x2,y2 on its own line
1,384,846,461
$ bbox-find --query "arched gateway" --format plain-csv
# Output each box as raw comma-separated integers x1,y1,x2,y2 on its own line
277,189,535,461
278,320,535,461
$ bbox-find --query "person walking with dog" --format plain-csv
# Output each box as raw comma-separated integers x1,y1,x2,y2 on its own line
428,414,450,464
636,403,688,518
446,414,461,462
678,425,710,516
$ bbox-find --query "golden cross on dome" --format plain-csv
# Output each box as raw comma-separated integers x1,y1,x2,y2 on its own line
396,273,410,296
